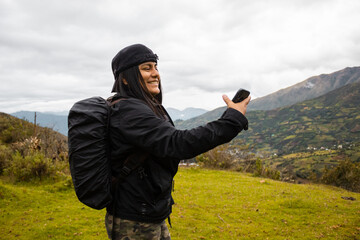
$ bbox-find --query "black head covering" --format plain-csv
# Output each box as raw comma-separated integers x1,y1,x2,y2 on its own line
111,44,158,80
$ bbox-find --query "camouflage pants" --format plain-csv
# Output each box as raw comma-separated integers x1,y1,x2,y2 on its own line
105,212,171,240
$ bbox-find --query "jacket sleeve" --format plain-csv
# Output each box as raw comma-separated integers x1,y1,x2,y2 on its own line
111,98,248,160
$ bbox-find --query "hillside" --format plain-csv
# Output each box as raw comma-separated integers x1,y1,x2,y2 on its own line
240,81,360,154
0,112,68,177
175,66,360,129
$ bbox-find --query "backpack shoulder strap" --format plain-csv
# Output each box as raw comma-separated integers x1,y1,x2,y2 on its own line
107,97,149,184
114,151,149,183
109,98,122,106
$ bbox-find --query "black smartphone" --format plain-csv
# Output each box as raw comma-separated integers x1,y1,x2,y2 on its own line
232,89,250,103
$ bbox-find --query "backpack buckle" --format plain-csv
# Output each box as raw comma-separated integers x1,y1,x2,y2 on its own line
118,166,131,179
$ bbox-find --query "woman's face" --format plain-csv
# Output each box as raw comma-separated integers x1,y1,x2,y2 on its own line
139,62,160,96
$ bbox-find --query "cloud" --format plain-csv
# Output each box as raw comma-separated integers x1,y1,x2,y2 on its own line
1,0,360,113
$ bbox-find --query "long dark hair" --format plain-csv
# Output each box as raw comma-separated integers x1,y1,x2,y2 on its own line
112,65,165,118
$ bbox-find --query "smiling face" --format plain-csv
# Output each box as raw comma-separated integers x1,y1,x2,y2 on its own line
138,61,161,96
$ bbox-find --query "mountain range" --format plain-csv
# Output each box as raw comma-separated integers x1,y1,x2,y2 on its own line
10,106,207,136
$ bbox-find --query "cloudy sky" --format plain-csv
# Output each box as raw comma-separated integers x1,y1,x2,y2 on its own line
1,0,359,113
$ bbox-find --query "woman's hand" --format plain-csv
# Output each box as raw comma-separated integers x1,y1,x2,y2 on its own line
222,94,251,115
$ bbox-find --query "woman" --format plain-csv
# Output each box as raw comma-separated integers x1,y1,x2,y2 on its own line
106,44,250,239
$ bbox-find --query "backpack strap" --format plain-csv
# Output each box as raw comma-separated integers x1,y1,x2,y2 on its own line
110,98,122,106
113,151,149,184
107,97,149,184
106,96,150,240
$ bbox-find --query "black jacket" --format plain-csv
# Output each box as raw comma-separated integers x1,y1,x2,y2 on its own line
107,97,248,223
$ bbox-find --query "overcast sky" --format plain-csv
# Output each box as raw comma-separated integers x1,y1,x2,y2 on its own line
1,0,359,113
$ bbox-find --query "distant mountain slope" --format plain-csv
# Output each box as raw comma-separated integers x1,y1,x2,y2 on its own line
248,66,360,111
240,81,360,154
44,111,69,116
10,107,207,136
175,66,360,130
11,111,68,136
174,107,225,129
166,107,207,120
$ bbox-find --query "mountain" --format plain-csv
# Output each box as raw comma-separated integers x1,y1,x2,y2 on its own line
44,111,69,116
175,66,360,130
174,107,225,130
11,111,68,136
248,66,360,111
166,107,207,121
240,81,360,154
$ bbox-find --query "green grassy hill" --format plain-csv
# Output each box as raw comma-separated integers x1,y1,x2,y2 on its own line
240,81,360,154
1,168,359,239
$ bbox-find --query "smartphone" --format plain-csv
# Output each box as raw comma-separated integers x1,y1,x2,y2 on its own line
232,89,250,103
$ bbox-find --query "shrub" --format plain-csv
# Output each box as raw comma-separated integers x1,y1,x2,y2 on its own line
11,134,68,162
0,144,12,175
11,136,41,157
0,119,33,144
196,144,234,169
253,159,281,180
4,151,68,182
196,143,281,181
321,160,360,192
38,127,68,160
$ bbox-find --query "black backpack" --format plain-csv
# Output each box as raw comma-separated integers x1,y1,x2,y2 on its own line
68,96,146,210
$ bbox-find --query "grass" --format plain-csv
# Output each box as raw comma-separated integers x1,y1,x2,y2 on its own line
1,168,360,239
171,168,360,239
0,178,107,239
